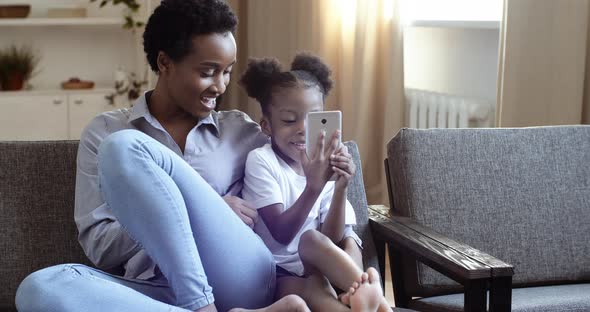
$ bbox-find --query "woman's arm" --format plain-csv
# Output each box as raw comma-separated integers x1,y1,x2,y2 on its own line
75,116,140,269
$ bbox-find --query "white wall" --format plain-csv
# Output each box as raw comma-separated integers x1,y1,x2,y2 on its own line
0,27,137,89
403,26,500,102
0,0,125,18
0,0,140,90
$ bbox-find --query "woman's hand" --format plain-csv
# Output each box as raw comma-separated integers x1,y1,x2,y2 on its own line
330,145,356,190
300,130,340,192
223,195,258,229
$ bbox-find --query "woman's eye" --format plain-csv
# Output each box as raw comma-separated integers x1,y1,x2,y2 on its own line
201,72,214,78
282,120,296,124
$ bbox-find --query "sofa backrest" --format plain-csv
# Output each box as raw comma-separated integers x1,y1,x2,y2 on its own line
345,141,379,272
386,126,590,297
0,141,91,311
0,140,377,310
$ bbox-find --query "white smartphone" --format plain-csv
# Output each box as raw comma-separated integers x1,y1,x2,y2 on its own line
305,110,342,158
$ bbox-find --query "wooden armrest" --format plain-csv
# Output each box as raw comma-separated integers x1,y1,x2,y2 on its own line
368,205,513,283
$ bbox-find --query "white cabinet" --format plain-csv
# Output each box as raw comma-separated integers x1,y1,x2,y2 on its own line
0,94,68,140
0,90,121,140
68,92,118,139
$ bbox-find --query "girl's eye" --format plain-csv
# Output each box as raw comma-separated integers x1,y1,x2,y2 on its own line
282,120,296,124
201,71,215,78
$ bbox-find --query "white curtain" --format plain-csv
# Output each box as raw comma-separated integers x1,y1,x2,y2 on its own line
225,0,405,205
496,0,590,126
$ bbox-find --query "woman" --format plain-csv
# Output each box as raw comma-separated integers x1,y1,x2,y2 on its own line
15,0,309,311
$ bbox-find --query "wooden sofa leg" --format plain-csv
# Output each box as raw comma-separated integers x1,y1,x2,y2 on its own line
389,245,409,308
464,279,487,312
490,276,512,312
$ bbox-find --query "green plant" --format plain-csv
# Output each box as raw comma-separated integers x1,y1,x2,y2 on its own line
0,45,40,88
90,0,144,29
105,72,148,105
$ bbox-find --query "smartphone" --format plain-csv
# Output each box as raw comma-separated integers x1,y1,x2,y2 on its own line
305,110,342,158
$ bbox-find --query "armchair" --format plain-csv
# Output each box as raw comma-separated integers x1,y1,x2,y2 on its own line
370,126,590,312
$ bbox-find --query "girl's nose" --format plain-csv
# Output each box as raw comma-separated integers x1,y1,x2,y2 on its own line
297,119,306,134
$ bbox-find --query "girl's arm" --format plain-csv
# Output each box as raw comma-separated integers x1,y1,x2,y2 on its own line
257,131,341,245
258,185,323,245
320,185,347,243
320,146,356,243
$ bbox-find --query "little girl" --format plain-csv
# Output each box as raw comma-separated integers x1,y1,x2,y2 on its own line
240,53,390,312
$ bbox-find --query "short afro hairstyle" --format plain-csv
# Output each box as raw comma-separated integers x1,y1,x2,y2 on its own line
239,52,333,115
143,0,237,73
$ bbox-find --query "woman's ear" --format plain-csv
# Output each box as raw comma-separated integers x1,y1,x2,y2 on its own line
157,51,171,74
260,116,272,136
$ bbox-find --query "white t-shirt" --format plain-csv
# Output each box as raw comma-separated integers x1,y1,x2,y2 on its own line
243,144,359,276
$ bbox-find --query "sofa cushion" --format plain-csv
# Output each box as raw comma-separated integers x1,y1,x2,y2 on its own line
0,141,91,310
386,126,590,295
409,283,590,312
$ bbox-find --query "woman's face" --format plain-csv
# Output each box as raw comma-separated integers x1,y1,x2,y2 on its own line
162,32,236,120
263,87,324,170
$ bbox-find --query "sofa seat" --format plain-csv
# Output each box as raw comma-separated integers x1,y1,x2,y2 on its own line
409,283,590,312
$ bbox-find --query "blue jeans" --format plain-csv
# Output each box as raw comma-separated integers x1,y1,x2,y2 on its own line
16,129,276,312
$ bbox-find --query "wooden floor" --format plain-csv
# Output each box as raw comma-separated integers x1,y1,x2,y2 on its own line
384,245,396,306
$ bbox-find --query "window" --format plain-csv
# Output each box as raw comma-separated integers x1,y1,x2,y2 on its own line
400,0,502,25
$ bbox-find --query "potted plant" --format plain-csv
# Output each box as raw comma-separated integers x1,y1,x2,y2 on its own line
0,45,40,91
90,0,144,30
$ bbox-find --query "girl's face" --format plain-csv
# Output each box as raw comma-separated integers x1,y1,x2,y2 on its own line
161,32,236,120
262,86,324,170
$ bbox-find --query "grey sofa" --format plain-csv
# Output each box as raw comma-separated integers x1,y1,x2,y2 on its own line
0,140,413,311
370,126,590,312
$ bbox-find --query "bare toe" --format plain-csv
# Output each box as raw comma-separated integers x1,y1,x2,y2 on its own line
360,272,369,283
349,268,389,312
366,267,380,284
340,291,352,306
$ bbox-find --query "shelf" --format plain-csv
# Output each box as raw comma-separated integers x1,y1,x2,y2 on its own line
0,87,115,96
0,17,124,26
406,20,500,30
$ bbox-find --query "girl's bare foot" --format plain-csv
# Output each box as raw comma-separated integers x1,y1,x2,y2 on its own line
349,268,390,312
228,294,310,312
339,271,368,306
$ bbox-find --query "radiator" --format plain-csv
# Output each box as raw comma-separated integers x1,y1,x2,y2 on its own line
405,88,494,128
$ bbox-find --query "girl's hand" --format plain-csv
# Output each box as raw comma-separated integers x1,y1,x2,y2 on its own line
300,130,340,192
223,195,258,229
330,145,355,190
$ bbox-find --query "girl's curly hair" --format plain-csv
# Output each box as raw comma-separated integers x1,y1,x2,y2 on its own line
239,52,333,115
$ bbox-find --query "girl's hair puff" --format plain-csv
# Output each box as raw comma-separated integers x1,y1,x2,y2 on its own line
239,52,333,116
239,57,283,107
290,52,333,96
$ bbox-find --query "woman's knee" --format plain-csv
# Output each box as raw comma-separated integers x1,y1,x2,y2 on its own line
97,129,151,177
98,129,145,161
15,264,82,311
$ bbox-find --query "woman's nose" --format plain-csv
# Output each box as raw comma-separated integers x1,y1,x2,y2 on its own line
212,74,227,94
